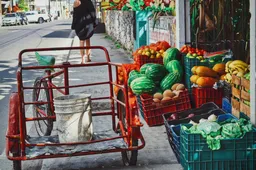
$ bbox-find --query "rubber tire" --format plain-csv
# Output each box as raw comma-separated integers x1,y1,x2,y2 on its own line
12,153,21,170
32,77,53,136
38,18,44,24
117,90,138,166
13,160,21,170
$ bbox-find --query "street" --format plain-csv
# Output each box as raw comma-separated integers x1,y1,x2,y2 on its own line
0,20,75,169
0,20,181,170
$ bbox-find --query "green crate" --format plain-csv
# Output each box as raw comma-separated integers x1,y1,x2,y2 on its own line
180,121,256,170
181,152,256,170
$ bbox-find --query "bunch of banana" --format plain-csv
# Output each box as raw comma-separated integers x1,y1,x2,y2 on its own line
224,60,249,83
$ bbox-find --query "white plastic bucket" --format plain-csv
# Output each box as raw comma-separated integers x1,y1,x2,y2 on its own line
54,94,93,143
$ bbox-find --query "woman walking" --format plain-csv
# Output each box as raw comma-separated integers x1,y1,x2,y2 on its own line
72,0,97,63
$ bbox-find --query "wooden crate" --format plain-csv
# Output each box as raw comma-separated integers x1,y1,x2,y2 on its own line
231,97,240,110
232,74,241,86
240,100,250,117
232,86,241,99
241,89,250,101
232,107,240,118
241,77,250,90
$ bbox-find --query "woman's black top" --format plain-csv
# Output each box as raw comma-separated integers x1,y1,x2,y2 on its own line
71,0,97,40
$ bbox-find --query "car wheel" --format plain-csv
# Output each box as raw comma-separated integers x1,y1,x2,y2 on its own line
38,18,44,24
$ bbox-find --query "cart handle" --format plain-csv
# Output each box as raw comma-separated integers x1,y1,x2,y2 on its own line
18,46,111,67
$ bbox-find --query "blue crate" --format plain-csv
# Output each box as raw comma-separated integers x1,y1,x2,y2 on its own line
222,98,231,113
170,125,181,163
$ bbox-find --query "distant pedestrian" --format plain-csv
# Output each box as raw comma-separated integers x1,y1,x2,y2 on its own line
71,0,97,63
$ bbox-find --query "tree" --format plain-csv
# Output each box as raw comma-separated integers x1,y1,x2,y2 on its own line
18,0,29,11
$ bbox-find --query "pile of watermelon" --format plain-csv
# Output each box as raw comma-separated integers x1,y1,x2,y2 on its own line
129,48,183,95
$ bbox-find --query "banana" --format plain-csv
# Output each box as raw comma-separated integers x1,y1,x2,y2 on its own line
232,70,238,75
226,73,232,81
229,60,248,69
233,66,246,74
236,72,244,77
226,61,233,70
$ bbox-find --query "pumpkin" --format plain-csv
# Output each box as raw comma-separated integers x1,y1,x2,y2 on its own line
195,66,219,78
190,75,200,84
213,63,226,75
196,77,218,87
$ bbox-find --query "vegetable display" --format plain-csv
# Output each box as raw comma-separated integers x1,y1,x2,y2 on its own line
130,77,156,95
166,60,183,75
145,64,167,81
160,72,182,91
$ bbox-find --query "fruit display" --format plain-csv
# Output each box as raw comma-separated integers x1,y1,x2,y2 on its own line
130,60,183,95
163,48,181,66
180,45,206,56
190,65,222,87
117,66,124,85
153,83,186,103
224,60,249,83
133,41,171,60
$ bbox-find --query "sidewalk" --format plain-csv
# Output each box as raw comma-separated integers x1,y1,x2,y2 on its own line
39,34,182,170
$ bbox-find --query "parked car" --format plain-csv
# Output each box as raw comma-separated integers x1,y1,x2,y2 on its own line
2,13,20,26
25,11,50,24
16,12,29,25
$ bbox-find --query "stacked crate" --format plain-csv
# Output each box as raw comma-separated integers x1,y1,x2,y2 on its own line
231,75,250,118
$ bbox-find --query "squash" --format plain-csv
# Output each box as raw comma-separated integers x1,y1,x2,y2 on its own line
191,66,198,75
190,75,200,84
196,77,218,87
195,66,219,78
212,63,225,75
220,74,226,80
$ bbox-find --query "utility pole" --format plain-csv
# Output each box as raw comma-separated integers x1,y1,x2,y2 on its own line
0,0,2,26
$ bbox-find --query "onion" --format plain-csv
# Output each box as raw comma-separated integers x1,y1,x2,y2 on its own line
208,114,217,122
187,113,195,118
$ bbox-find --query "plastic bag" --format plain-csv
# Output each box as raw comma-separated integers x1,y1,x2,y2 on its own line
197,121,221,138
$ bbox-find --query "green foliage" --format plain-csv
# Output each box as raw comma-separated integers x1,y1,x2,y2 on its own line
18,0,29,11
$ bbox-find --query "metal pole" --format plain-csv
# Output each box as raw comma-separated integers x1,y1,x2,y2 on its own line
0,0,2,26
49,0,51,14
250,0,256,125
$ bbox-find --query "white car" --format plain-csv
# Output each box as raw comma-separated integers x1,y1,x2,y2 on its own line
2,13,20,26
25,11,50,24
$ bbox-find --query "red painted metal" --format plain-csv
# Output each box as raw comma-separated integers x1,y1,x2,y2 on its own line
26,116,56,121
8,46,145,163
6,92,20,158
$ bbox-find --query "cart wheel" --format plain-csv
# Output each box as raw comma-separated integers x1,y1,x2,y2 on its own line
32,77,53,136
13,158,21,170
117,90,138,166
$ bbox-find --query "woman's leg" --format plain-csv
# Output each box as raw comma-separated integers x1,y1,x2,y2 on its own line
85,39,91,62
80,40,85,63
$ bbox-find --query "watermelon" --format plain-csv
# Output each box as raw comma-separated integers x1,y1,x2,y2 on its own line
128,73,144,86
129,70,140,78
140,63,155,74
145,64,166,81
160,72,182,91
166,60,183,75
163,48,181,66
130,77,156,95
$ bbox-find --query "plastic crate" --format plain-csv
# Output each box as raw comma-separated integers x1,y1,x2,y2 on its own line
169,125,181,163
180,114,256,170
222,98,231,113
137,91,191,126
223,81,232,102
134,55,163,67
192,87,223,108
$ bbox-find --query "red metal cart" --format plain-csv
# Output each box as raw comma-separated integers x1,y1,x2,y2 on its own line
6,46,145,170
